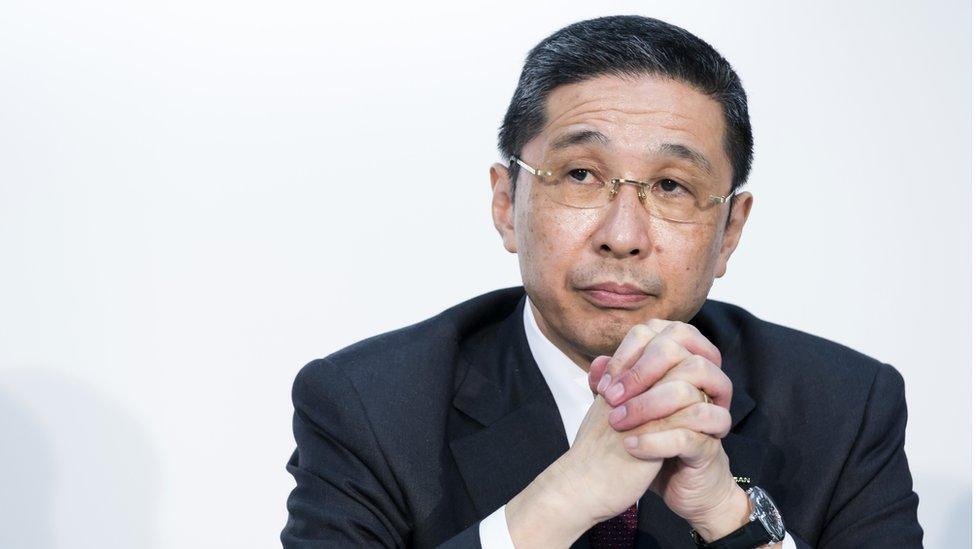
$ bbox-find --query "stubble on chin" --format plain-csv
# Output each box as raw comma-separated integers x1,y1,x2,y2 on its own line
558,304,637,360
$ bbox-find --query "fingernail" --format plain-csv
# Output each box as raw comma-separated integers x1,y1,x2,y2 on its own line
624,436,639,449
609,405,627,423
606,382,624,403
597,373,611,393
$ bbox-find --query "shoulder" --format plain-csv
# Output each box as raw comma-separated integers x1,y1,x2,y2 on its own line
292,286,525,407
699,298,897,387
699,299,909,459
698,299,907,437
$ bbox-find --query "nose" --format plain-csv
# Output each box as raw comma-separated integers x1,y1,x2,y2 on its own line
591,182,653,259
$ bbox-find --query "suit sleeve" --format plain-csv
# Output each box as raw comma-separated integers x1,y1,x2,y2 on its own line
281,358,411,548
816,363,924,548
281,359,487,548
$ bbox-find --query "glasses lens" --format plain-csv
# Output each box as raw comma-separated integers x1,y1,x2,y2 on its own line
528,154,725,224
537,155,607,209
645,180,705,222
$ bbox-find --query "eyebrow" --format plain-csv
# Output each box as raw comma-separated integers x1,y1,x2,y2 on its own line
547,132,714,175
549,129,611,150
653,142,714,175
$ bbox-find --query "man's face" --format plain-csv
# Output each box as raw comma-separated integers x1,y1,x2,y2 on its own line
490,73,753,367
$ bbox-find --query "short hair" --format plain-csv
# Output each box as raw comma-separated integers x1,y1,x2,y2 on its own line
498,15,753,199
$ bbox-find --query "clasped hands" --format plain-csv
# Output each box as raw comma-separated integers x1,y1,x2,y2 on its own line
507,320,754,547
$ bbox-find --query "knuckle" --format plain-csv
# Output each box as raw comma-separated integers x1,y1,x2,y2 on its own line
646,319,670,332
691,354,711,375
717,408,732,432
659,320,679,334
720,371,732,393
664,322,694,343
673,322,694,339
680,382,699,403
721,373,733,394
650,336,680,365
627,395,646,416
626,364,645,387
665,335,690,360
700,403,713,418
630,323,654,341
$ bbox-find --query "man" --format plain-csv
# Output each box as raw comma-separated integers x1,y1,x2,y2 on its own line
281,16,923,548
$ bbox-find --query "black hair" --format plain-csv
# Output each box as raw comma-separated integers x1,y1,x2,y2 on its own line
498,15,753,202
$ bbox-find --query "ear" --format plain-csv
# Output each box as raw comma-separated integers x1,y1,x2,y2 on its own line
713,191,753,278
490,163,518,253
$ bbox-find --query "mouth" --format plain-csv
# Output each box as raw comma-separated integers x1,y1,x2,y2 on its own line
579,282,655,310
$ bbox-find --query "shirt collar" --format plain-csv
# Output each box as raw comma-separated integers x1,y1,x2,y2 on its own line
522,296,595,445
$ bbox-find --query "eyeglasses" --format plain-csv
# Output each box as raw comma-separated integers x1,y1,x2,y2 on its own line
510,155,735,225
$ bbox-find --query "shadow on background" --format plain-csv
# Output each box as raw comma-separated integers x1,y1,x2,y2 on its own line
0,369,159,548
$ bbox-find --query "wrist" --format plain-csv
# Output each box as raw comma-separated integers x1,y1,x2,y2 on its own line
687,479,752,543
505,454,592,546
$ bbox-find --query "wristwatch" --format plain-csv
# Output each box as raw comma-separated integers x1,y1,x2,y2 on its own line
690,485,786,548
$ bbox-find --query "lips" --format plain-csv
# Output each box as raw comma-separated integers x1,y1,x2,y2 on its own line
580,282,654,309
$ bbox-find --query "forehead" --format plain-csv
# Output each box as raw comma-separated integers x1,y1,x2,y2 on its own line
536,73,731,178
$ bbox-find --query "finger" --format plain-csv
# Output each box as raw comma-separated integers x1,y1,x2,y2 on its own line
626,319,722,368
622,428,719,467
658,322,722,368
604,334,690,406
604,324,660,379
607,379,704,430
657,354,733,410
636,402,733,438
587,355,612,394
602,320,719,388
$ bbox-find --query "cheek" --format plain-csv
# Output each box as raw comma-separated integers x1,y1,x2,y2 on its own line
517,201,592,282
656,219,723,267
653,226,722,308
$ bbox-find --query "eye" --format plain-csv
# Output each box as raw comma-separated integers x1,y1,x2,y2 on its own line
655,178,690,195
659,179,680,192
568,169,590,182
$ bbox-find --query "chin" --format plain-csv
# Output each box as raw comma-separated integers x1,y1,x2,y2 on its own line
575,329,627,359
575,295,662,326
562,309,633,357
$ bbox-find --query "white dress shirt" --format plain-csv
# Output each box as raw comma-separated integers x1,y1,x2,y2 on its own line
478,297,795,549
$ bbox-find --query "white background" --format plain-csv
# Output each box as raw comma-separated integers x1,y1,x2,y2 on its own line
0,1,970,547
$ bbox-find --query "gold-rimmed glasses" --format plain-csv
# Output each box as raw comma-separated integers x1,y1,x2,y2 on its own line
510,155,735,224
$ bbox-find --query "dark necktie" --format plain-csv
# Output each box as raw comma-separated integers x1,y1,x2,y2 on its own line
587,503,638,548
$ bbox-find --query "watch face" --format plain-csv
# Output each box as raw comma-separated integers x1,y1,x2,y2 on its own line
750,487,786,540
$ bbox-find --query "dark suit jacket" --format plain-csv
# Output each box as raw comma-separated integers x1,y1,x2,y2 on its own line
281,287,923,548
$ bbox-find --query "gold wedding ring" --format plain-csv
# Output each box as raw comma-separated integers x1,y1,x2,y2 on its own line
700,390,712,405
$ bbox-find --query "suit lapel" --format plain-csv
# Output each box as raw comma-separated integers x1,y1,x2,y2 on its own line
697,300,777,491
448,294,571,518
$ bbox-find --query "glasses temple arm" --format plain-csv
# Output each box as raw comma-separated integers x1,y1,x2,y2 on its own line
509,156,552,177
